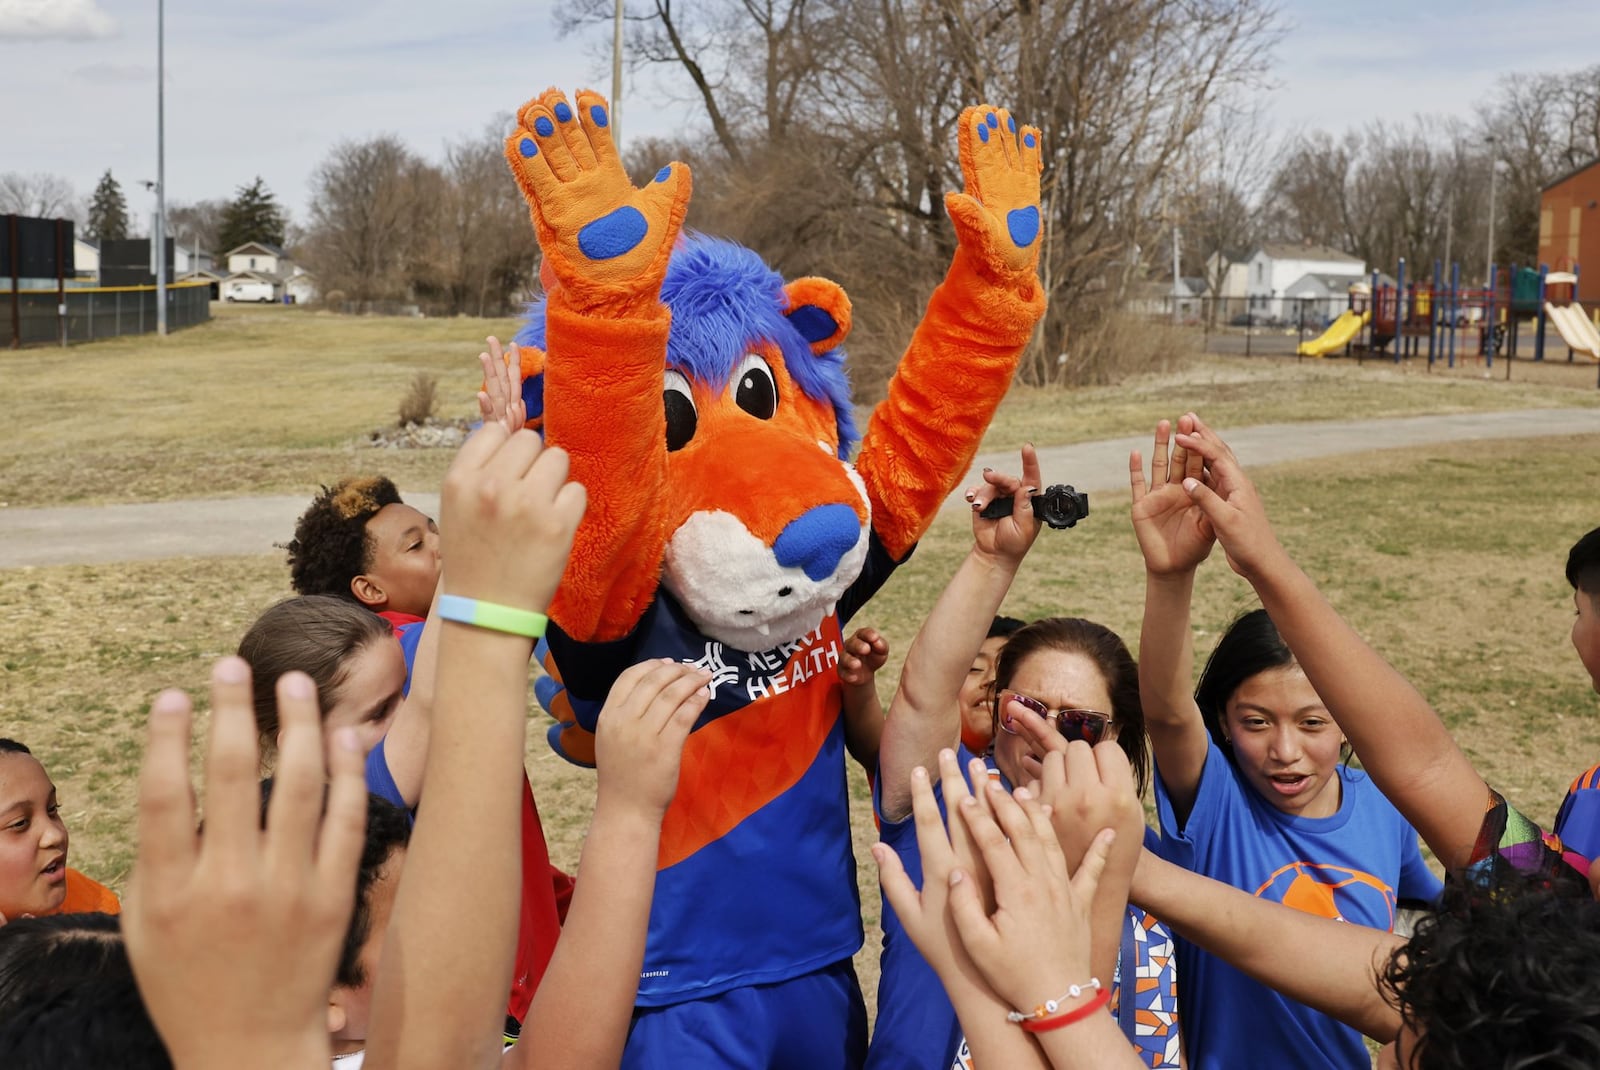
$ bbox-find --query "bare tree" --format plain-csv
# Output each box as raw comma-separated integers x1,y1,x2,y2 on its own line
0,172,80,221
166,198,228,257
433,120,541,316
303,136,439,306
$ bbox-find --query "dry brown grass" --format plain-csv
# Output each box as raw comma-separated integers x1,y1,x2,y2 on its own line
5,307,1597,508
4,433,1597,1017
1,305,518,506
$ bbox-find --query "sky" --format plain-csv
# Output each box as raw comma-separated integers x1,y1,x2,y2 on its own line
4,0,1600,233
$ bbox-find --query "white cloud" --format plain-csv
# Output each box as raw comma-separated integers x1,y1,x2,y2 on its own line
0,0,117,41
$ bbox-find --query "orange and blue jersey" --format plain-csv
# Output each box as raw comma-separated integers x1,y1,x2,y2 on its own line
1153,741,1442,1070
1554,762,1600,864
546,532,902,1005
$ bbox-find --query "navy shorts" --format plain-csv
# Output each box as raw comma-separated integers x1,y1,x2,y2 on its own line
622,959,867,1069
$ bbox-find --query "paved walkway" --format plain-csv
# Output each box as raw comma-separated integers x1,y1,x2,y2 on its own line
1,408,1595,569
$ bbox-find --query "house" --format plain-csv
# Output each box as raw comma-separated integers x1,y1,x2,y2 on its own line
1203,253,1250,300
1539,157,1600,304
220,241,317,303
72,237,99,282
225,241,286,275
1243,243,1366,321
1126,276,1206,322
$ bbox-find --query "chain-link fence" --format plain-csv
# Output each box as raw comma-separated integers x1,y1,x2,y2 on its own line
2,282,212,348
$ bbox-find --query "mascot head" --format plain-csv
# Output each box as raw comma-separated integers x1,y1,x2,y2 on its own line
517,233,868,652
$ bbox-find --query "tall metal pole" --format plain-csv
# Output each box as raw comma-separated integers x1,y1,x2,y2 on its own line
612,0,624,156
155,0,167,336
1484,136,1497,290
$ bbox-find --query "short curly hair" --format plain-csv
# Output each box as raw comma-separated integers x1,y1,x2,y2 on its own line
1381,872,1600,1069
285,476,404,600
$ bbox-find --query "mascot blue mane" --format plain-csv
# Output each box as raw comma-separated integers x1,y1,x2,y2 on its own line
514,232,859,459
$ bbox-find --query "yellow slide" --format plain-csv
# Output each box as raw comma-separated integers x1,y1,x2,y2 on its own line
1544,301,1600,360
1298,309,1370,357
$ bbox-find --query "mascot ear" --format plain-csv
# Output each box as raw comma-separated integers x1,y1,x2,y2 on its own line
783,277,852,355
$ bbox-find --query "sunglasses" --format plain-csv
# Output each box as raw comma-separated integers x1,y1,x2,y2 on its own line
995,689,1114,745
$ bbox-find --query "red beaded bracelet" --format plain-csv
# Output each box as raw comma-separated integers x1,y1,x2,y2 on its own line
1018,987,1111,1034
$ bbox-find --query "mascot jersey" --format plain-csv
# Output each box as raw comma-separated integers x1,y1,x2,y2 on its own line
1153,741,1442,1070
504,90,1047,1011
548,535,900,1002
1554,762,1600,863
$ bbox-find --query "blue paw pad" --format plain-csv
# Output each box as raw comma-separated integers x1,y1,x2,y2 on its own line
654,166,672,183
985,112,998,128
1024,132,1037,148
518,137,538,158
977,122,990,144
554,101,573,123
591,104,609,127
577,205,649,261
534,116,555,137
1006,206,1040,248
1008,116,1017,132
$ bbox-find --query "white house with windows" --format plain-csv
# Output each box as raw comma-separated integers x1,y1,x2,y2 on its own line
221,241,318,303
1244,244,1366,321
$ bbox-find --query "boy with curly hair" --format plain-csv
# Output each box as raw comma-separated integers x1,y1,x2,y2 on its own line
285,475,440,641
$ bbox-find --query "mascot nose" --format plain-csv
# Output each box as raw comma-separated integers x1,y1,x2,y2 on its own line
773,504,861,582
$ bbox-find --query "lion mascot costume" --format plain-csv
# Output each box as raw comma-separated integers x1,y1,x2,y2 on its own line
504,88,1045,1067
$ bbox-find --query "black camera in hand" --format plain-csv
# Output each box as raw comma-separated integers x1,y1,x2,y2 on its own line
978,484,1089,529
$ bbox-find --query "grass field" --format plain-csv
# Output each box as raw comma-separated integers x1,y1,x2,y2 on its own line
3,302,1597,506
1,308,1598,1022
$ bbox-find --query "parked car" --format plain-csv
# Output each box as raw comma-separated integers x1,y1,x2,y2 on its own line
224,279,275,303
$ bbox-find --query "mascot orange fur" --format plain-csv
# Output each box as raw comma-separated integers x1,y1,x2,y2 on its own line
504,88,1044,1065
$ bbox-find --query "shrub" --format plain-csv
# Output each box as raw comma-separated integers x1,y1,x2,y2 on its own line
398,372,438,427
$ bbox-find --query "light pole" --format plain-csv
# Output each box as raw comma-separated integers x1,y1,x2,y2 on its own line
612,0,623,155
155,0,167,335
1484,135,1498,289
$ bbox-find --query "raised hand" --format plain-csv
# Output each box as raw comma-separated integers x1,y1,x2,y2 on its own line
123,659,368,1070
964,444,1045,565
504,88,690,312
1173,414,1290,582
476,336,527,435
945,105,1045,281
438,424,586,617
838,627,889,689
947,777,1114,1018
875,750,1001,984
1130,415,1215,576
594,658,713,819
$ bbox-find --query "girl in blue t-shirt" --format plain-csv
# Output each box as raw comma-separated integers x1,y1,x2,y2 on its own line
1130,416,1442,1070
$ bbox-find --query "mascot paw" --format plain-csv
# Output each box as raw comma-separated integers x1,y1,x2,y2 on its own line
944,105,1044,280
504,88,692,310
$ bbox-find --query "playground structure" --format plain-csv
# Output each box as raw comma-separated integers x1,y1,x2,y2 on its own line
1296,258,1600,367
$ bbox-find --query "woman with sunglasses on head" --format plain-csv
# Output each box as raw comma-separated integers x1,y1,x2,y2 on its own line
866,447,1180,1070
1130,416,1440,1070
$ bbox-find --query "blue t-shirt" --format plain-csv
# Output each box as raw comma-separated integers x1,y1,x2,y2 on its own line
869,747,1181,1070
1153,742,1443,1070
1553,763,1600,862
545,532,903,1006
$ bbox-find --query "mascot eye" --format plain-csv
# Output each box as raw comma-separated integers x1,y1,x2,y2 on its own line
733,354,777,420
663,370,697,452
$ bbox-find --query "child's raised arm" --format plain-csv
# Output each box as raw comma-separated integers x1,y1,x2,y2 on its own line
364,424,584,1070
877,446,1043,823
1129,416,1216,822
839,627,890,773
1130,848,1401,1040
123,660,369,1070
372,336,528,808
512,658,710,1070
1175,414,1487,869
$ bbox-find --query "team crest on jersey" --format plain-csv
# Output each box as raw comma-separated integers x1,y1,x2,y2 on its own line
1253,860,1397,927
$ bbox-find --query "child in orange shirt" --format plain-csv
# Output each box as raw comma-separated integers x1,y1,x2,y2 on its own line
0,739,118,922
